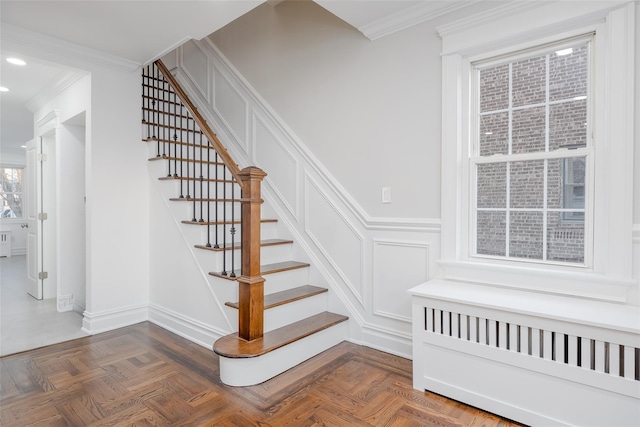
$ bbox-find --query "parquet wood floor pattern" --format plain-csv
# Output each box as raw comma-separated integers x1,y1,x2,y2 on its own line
1,322,525,426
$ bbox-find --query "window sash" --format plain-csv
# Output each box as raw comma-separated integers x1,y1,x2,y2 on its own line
469,38,593,267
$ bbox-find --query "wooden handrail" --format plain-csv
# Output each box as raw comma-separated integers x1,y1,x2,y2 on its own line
154,59,243,184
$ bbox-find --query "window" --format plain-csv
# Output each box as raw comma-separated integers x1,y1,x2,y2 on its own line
437,1,635,300
1,167,23,218
472,39,591,265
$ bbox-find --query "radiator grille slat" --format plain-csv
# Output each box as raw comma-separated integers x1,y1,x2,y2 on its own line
422,306,639,381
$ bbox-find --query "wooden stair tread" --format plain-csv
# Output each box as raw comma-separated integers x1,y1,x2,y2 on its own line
182,218,277,225
159,176,234,183
209,261,310,280
148,156,222,165
195,239,293,252
169,197,237,202
225,285,327,310
213,311,348,358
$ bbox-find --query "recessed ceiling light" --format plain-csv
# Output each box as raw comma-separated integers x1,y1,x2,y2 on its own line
0,87,9,92
21,145,27,148
555,48,573,56
6,57,27,66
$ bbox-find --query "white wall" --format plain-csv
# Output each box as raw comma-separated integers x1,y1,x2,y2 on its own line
57,119,86,312
210,1,441,220
633,2,640,303
5,26,150,332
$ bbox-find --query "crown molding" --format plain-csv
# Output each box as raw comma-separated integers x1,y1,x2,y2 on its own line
1,23,140,72
436,1,544,39
436,0,631,55
25,72,87,113
359,0,481,41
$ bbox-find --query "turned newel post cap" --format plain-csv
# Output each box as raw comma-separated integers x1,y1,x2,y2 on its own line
238,166,267,181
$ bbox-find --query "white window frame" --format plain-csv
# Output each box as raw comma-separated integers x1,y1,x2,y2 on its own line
437,1,635,302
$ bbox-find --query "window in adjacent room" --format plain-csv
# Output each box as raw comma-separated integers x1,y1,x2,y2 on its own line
1,166,23,218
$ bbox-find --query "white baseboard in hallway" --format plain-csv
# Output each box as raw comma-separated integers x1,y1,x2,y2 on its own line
0,255,88,356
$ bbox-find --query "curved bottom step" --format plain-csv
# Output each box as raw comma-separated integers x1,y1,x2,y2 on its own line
215,313,348,386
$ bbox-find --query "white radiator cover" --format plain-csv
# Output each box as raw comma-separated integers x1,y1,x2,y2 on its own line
0,231,11,257
410,280,640,427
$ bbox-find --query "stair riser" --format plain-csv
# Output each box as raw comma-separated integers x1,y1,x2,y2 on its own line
193,221,279,244
197,243,292,273
218,322,348,386
165,181,240,198
225,292,329,333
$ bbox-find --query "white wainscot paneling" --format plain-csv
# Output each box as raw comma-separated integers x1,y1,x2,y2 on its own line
254,112,298,218
305,176,363,305
213,67,248,150
373,240,429,322
181,41,209,101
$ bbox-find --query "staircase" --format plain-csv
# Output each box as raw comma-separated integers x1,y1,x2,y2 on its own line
142,60,348,386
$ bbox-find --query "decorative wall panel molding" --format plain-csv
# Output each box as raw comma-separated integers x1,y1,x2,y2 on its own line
253,111,299,219
305,175,364,305
373,239,429,322
181,41,209,102
213,68,249,151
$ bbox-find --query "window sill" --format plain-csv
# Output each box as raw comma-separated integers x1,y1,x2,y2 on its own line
437,259,635,304
409,278,640,334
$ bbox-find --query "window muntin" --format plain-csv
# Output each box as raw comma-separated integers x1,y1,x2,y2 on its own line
472,38,591,265
1,167,23,218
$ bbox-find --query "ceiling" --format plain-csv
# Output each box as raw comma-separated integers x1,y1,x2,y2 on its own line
0,0,475,155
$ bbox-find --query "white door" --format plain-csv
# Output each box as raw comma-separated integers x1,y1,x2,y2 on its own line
25,138,43,299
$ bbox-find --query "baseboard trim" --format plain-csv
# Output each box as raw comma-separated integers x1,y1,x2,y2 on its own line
81,304,148,335
148,303,227,349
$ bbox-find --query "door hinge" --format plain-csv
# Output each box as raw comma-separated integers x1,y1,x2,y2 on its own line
37,153,48,162
38,212,48,220
39,271,48,280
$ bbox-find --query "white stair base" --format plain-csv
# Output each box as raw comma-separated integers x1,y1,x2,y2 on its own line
218,322,347,387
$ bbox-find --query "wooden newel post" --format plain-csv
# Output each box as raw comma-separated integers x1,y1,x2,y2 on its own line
237,166,267,341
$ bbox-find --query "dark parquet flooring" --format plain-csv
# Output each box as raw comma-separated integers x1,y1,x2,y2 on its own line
0,322,524,426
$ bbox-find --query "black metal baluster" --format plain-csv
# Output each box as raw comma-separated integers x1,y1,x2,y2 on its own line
230,179,236,278
185,115,191,199
192,120,197,211
214,152,219,249
177,107,183,200
152,65,158,144
221,164,227,276
160,76,166,161
177,103,182,182
143,67,152,146
199,131,204,223
190,121,196,220
206,141,212,248
162,75,168,159
169,91,177,177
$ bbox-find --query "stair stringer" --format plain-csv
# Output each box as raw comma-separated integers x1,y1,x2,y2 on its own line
146,152,235,346
165,39,440,358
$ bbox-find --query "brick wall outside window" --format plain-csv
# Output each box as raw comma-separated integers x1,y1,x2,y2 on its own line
475,43,588,263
